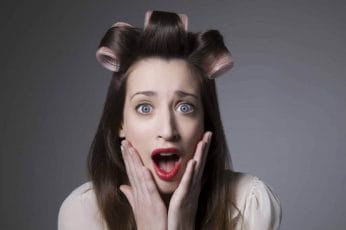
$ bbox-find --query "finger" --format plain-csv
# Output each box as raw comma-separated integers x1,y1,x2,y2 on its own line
121,141,138,187
199,132,212,175
127,144,150,194
193,132,209,169
193,132,212,181
123,141,159,199
127,143,145,167
121,145,163,211
173,160,196,202
122,141,145,191
121,141,134,183
119,185,135,210
142,167,162,199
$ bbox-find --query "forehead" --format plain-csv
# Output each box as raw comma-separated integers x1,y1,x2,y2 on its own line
126,58,200,94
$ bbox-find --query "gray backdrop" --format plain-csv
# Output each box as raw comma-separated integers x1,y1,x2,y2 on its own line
1,0,345,229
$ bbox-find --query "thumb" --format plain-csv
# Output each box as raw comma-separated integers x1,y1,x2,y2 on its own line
119,185,134,209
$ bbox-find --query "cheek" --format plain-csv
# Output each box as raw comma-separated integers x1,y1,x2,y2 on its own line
180,118,204,154
123,114,152,154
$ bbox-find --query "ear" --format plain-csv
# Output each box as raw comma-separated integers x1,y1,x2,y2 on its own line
118,126,125,138
206,53,234,79
95,46,120,72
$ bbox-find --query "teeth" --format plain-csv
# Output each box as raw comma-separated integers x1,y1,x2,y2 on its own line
159,153,175,156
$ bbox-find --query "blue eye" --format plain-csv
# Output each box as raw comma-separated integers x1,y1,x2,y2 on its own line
177,103,194,113
136,103,153,114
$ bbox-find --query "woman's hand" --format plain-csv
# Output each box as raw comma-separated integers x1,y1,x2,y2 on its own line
167,131,212,230
120,140,167,230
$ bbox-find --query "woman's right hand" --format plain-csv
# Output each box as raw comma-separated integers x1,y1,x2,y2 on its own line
120,140,167,230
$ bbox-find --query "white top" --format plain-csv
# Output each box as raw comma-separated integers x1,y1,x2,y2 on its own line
58,173,281,230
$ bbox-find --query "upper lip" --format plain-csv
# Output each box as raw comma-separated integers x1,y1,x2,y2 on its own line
151,147,180,158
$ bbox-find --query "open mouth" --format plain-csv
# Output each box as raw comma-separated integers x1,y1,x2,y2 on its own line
152,153,180,171
151,148,182,181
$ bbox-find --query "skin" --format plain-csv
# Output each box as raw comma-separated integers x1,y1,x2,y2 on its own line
119,58,212,229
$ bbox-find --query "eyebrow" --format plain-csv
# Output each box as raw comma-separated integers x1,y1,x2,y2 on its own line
130,90,199,100
175,90,199,99
130,91,157,100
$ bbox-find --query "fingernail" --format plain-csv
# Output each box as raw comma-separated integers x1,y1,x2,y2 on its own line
208,132,212,142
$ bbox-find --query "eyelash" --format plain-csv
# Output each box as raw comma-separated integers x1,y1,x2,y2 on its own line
176,103,194,113
136,103,153,114
135,102,195,115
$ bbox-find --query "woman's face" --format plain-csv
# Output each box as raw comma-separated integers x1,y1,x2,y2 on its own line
120,58,204,194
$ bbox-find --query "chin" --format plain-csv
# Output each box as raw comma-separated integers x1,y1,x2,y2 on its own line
149,162,184,194
151,171,181,194
156,181,179,194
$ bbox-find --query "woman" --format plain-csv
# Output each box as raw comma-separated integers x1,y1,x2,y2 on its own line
58,11,281,229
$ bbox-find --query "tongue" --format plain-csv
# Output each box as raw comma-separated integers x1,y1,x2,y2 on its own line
158,159,176,172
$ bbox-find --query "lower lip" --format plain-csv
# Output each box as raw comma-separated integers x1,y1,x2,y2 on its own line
153,160,181,181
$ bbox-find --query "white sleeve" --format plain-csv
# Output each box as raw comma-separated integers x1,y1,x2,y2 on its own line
242,177,282,230
58,183,106,230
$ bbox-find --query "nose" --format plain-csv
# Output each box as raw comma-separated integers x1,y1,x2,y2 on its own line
157,108,179,142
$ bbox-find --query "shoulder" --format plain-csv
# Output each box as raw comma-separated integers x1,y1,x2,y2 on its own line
227,171,282,230
58,182,107,230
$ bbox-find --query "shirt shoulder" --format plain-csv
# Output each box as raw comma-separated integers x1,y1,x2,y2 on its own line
229,172,282,230
58,182,107,230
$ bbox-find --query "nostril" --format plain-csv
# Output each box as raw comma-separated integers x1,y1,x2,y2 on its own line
158,133,179,141
157,112,179,140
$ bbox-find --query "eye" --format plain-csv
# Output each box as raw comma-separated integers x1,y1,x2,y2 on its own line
136,103,153,114
176,103,194,114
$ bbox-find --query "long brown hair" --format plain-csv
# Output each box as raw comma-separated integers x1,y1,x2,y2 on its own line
88,11,235,229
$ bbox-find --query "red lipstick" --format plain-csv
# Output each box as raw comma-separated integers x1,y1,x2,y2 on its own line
151,148,181,181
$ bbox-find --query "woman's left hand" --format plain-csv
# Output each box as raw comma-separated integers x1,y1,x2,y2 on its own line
167,131,212,230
